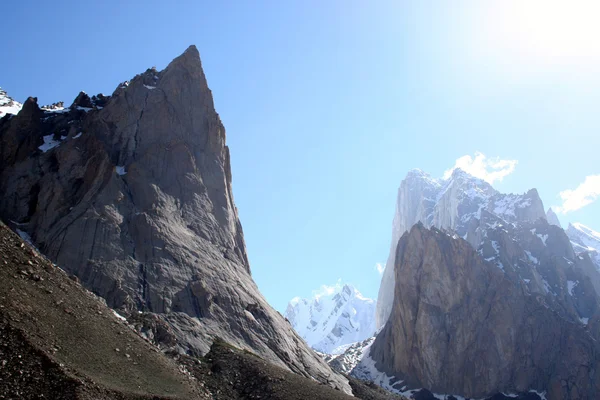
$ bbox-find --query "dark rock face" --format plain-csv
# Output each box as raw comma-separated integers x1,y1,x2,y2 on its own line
376,169,549,328
0,46,349,392
370,224,600,399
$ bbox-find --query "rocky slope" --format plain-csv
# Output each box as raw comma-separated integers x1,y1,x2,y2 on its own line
369,224,600,399
1,221,408,399
177,337,409,400
0,45,349,392
285,284,376,354
0,220,206,399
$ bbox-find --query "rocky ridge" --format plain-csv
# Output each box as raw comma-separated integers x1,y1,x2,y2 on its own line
0,46,350,392
546,207,562,228
0,87,22,118
567,223,600,268
285,284,376,354
0,220,206,399
0,220,410,399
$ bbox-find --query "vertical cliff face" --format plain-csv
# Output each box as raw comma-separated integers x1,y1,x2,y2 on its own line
376,169,547,328
0,46,350,392
370,224,600,399
368,168,600,398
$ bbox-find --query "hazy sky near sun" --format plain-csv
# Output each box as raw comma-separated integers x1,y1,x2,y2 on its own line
2,1,600,311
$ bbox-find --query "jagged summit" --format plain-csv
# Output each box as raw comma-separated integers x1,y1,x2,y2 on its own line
285,283,376,354
569,222,600,248
446,166,489,183
340,166,600,399
0,88,23,118
567,222,600,268
0,45,351,393
367,222,600,399
546,207,562,227
376,167,546,327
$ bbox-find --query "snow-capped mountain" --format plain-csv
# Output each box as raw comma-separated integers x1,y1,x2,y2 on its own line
285,284,376,354
376,168,546,327
0,88,22,118
567,222,600,267
350,166,600,399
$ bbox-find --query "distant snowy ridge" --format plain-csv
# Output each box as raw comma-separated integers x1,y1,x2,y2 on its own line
285,283,376,354
567,222,600,268
0,88,23,118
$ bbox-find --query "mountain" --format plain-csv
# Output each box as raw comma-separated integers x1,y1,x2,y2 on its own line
368,224,600,399
376,168,546,328
332,168,600,399
0,220,407,400
0,220,204,399
546,207,562,227
285,284,376,354
0,45,350,393
567,223,600,268
0,87,22,118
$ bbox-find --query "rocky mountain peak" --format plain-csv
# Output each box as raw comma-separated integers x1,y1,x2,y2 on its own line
546,207,561,227
174,44,202,65
71,91,94,109
405,168,437,181
447,167,491,186
369,223,600,399
0,87,23,118
567,223,600,268
285,283,376,354
20,96,41,116
0,45,350,393
41,101,65,111
567,222,599,250
376,168,547,328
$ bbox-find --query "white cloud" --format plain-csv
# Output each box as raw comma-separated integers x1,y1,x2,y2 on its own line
443,152,518,184
554,174,600,214
375,262,385,275
313,280,342,300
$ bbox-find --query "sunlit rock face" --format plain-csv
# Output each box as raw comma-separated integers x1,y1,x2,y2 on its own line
0,46,350,393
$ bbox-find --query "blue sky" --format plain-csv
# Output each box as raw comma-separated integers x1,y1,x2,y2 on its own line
2,1,600,312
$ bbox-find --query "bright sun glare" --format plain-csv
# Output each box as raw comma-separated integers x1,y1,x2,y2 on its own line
472,1,600,76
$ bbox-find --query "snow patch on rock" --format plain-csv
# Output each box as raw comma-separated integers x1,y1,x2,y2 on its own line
0,88,23,118
38,134,62,152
